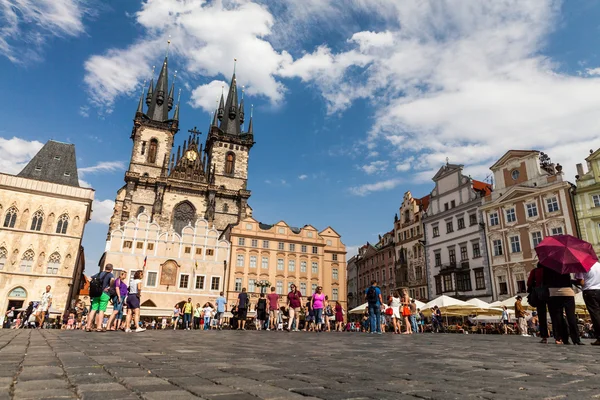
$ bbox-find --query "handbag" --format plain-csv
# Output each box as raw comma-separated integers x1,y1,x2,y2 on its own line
527,286,549,307
385,307,394,316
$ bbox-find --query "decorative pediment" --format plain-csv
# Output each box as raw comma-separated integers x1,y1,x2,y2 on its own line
490,150,538,171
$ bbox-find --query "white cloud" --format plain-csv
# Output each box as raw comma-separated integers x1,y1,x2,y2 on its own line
79,105,90,118
0,136,44,175
84,1,287,113
298,174,308,180
190,80,229,113
278,0,600,183
360,160,388,175
349,178,403,196
91,199,114,225
79,161,125,175
0,0,89,63
395,157,414,172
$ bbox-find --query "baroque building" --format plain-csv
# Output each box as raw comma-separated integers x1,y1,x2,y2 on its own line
103,56,254,312
394,191,430,301
0,141,94,316
481,150,577,300
222,218,346,310
423,163,493,301
574,149,600,256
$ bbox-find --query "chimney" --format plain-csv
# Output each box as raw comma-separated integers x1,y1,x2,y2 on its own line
576,163,584,177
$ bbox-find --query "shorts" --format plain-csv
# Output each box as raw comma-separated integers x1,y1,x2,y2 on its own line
215,312,223,321
238,308,247,320
269,309,278,319
91,292,110,312
503,319,509,325
126,294,140,310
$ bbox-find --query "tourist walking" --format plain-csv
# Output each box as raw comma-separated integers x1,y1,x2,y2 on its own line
365,280,383,334
193,303,201,330
36,285,53,328
4,307,15,329
172,304,181,330
515,296,529,336
202,302,213,330
86,264,114,332
236,288,249,330
256,293,267,330
304,297,314,331
107,270,128,331
267,287,279,331
527,264,550,343
311,286,326,332
544,266,582,345
215,292,227,330
401,289,412,334
324,296,333,332
389,291,401,334
501,306,510,335
334,301,344,331
182,298,193,330
576,261,600,346
287,284,302,331
124,270,145,333
409,299,418,334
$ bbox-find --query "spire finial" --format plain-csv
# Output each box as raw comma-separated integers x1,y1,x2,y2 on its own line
166,36,172,58
241,85,245,99
251,104,254,118
233,58,237,74
446,157,449,165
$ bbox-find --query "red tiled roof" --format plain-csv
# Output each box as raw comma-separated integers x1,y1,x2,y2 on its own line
472,180,493,196
417,195,431,211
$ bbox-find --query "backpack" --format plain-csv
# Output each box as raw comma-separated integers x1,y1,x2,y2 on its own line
89,272,106,298
366,286,377,303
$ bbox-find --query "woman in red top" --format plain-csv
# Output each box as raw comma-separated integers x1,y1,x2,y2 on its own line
334,301,345,331
287,284,302,331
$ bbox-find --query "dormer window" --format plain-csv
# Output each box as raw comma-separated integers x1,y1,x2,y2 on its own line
54,156,61,161
34,166,42,171
64,172,70,177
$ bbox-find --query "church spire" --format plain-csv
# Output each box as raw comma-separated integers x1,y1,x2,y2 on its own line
239,86,245,125
145,67,155,107
168,70,177,111
147,56,171,122
219,60,241,135
217,89,225,121
173,89,181,122
247,104,254,134
135,81,145,117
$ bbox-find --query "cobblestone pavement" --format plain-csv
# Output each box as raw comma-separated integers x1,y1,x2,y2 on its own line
0,330,598,400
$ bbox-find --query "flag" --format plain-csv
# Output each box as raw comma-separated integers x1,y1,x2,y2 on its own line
195,260,198,270
143,256,147,270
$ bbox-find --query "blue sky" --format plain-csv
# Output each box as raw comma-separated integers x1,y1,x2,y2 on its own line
3,0,600,268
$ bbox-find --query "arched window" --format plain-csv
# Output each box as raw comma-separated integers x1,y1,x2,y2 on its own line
47,252,61,274
3,207,17,228
0,247,6,271
136,206,145,217
56,214,69,234
30,210,44,231
148,139,158,164
20,250,34,272
224,152,235,175
172,202,196,234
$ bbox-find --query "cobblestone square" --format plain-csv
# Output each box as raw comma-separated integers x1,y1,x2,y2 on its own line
0,330,598,400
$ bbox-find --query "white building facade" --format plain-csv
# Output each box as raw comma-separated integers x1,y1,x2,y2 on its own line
423,163,494,301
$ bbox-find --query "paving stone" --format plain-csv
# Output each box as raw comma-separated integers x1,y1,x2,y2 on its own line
13,389,76,399
14,379,70,392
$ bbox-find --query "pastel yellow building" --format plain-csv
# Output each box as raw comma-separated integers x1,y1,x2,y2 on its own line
574,149,600,255
222,218,347,310
0,141,94,317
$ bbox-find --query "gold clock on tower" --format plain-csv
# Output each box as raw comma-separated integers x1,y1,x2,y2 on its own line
185,150,197,161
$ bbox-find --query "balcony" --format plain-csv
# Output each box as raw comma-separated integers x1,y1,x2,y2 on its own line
440,262,457,272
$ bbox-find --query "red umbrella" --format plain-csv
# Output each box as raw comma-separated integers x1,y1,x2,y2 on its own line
534,234,597,274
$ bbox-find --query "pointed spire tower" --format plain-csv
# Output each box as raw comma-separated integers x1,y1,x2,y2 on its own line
247,104,253,134
219,60,241,135
147,56,171,122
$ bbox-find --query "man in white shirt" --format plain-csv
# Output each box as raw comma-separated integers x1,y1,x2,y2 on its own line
36,286,53,328
576,262,600,346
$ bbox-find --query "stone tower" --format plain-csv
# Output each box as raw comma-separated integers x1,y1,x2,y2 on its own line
108,57,254,236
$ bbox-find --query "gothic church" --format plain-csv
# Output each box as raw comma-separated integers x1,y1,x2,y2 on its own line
101,56,254,311
108,56,254,235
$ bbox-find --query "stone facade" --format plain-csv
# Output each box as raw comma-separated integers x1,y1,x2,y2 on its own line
346,255,359,310
103,212,230,314
222,217,347,311
0,142,93,317
574,149,600,256
394,191,430,301
424,163,493,301
356,232,395,300
482,150,577,300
